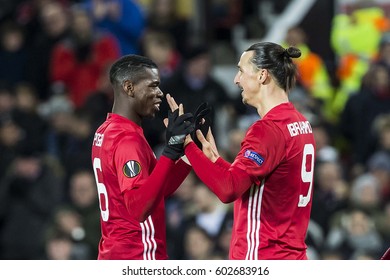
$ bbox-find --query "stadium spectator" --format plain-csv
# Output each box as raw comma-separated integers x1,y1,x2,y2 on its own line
165,170,198,259
144,0,191,55
183,224,216,260
141,30,182,85
311,160,349,236
339,63,390,178
67,169,101,258
26,1,70,101
81,0,145,56
323,208,384,260
0,85,18,178
312,121,339,164
0,150,65,259
283,26,335,123
188,182,233,239
367,151,390,203
49,5,120,108
13,82,48,156
330,4,390,120
0,20,28,87
44,102,95,181
222,127,246,163
44,230,77,260
45,205,92,259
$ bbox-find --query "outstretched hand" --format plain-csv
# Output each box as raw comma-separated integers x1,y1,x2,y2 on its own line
163,93,184,126
193,127,220,163
191,102,212,149
166,93,179,112
162,94,194,160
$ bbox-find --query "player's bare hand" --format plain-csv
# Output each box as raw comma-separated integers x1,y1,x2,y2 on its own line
184,133,193,147
196,127,219,162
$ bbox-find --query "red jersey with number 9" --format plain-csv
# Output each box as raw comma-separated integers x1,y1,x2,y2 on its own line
230,102,316,260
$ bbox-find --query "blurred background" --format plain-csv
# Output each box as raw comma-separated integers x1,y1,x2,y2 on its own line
0,0,390,260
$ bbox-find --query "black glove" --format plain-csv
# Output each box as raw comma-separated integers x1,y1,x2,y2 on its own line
162,109,194,160
191,102,212,149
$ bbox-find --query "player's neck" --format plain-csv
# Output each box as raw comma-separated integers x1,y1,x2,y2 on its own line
257,87,289,117
112,102,142,126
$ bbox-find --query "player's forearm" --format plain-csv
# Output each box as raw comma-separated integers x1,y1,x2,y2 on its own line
185,142,252,203
214,156,232,169
164,159,192,197
123,156,175,222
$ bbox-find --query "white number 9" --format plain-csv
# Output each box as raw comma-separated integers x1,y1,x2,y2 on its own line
298,144,315,207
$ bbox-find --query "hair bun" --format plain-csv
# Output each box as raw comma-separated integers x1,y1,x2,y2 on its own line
285,47,301,59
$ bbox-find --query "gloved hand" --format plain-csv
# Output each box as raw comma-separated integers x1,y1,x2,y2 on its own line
162,109,194,160
191,102,212,149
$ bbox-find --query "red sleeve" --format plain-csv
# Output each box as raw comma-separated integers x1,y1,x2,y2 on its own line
214,156,231,169
113,133,176,222
122,155,175,222
164,159,192,197
185,142,252,203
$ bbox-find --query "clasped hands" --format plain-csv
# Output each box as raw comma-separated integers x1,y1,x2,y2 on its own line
162,94,220,162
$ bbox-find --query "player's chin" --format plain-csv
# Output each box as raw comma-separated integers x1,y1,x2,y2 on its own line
147,111,156,118
147,108,158,118
241,92,247,104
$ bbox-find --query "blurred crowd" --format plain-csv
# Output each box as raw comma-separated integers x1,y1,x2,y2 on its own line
0,0,390,260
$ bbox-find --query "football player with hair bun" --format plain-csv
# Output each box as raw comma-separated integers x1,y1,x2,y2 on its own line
181,42,317,260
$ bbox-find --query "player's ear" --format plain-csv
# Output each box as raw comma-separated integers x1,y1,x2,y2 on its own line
259,69,268,84
123,80,134,97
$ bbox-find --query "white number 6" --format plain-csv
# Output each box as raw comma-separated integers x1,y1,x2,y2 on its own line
298,144,315,207
93,157,109,221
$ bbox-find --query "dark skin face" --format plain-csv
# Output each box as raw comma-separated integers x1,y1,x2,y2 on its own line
112,67,163,126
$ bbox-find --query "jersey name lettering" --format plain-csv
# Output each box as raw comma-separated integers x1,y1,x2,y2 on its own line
287,121,312,137
93,133,104,147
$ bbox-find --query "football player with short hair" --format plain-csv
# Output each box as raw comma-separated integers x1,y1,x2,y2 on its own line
91,54,194,260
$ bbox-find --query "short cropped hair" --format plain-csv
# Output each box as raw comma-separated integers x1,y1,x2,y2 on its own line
109,54,158,85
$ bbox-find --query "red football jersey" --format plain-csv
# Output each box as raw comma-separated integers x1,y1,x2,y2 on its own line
230,102,316,259
185,102,316,260
91,113,168,260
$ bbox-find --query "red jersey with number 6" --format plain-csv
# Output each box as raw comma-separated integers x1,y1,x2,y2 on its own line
91,113,167,260
230,102,316,260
